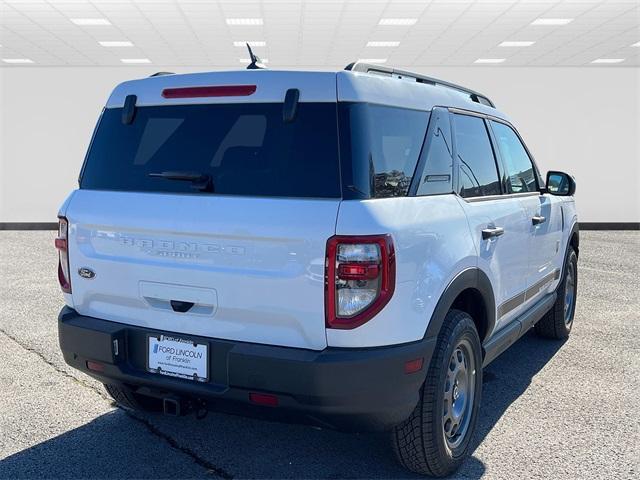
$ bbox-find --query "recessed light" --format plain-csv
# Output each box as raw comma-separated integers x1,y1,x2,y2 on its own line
358,58,388,64
233,41,266,47
120,58,151,64
71,18,111,26
631,41,640,47
240,58,268,64
99,41,133,47
531,18,573,26
367,41,400,47
2,58,34,64
226,18,263,26
474,58,506,64
591,58,625,64
378,18,417,26
499,41,535,47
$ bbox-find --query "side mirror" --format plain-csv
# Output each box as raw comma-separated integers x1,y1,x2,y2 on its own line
545,170,576,196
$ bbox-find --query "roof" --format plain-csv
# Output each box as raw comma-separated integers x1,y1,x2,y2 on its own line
105,67,510,123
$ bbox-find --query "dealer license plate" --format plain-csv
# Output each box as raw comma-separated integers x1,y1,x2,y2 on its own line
148,335,208,382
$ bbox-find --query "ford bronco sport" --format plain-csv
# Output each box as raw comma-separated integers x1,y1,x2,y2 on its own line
56,62,579,477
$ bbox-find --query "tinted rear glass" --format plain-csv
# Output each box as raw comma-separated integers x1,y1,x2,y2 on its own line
81,103,340,198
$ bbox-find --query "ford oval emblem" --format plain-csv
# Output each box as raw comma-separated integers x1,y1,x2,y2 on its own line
78,267,96,279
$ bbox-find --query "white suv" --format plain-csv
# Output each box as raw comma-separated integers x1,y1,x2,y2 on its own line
56,63,579,477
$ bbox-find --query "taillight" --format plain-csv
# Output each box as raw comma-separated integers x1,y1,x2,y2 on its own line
325,235,395,329
55,217,71,293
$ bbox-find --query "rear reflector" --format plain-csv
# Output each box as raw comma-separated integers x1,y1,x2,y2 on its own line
249,392,279,407
404,358,424,374
86,361,105,372
162,85,257,99
54,237,67,250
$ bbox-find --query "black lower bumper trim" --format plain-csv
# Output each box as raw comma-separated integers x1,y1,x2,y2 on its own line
58,306,436,431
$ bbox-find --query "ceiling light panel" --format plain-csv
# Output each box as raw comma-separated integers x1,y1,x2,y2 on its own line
531,18,573,26
474,58,506,64
120,58,151,64
499,41,535,47
591,58,625,64
99,41,133,47
1,1,637,67
70,18,111,26
233,41,266,47
379,19,417,26
226,18,263,26
358,58,387,64
366,41,400,47
2,58,34,64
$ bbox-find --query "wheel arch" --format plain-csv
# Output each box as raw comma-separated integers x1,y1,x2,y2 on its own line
558,221,580,287
569,222,579,257
424,268,495,345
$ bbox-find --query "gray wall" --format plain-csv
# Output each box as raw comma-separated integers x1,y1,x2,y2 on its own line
1,66,638,223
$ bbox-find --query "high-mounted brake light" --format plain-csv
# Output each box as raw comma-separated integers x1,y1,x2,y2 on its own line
325,235,395,329
161,85,257,99
55,217,71,293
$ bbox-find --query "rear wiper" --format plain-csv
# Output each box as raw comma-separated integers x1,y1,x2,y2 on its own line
148,171,214,192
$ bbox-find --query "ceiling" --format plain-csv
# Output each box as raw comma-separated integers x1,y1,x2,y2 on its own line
1,0,639,68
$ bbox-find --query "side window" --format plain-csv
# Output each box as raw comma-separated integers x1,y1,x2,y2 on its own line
338,103,430,199
416,109,454,196
490,121,537,193
453,114,501,198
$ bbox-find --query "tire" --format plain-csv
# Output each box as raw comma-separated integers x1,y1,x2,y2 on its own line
104,383,161,413
535,247,578,340
392,309,483,477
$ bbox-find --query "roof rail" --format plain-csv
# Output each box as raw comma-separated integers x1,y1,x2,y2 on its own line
344,62,495,108
149,71,175,77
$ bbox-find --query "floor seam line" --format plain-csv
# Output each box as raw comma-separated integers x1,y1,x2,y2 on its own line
0,328,234,480
0,328,109,400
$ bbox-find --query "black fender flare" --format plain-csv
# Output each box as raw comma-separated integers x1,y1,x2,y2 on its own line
567,221,579,256
557,221,579,288
424,268,496,343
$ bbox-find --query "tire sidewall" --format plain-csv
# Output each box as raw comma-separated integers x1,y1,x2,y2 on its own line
560,249,579,334
431,313,483,462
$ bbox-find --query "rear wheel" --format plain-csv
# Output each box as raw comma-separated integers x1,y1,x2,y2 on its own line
392,309,482,477
535,247,578,340
104,383,161,413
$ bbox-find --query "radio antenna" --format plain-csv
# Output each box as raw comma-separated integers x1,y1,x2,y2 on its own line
246,43,266,70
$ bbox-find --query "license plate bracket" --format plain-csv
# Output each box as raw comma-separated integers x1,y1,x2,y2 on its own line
147,334,208,382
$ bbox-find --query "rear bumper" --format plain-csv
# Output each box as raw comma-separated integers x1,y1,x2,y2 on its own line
58,306,436,431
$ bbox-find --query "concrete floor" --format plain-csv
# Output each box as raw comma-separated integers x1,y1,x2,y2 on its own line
0,231,638,479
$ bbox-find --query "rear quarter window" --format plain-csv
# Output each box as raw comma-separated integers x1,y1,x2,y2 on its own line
338,103,430,199
80,102,341,198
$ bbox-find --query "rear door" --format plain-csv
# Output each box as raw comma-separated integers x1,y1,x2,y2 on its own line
451,112,531,332
488,120,564,304
65,78,340,351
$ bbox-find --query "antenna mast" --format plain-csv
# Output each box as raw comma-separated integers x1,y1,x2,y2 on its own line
246,43,265,70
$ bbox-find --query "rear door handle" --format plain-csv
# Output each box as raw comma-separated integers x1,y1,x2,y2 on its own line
532,215,546,225
482,226,504,240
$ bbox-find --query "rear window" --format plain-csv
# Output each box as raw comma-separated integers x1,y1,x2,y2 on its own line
338,103,430,199
81,102,341,198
